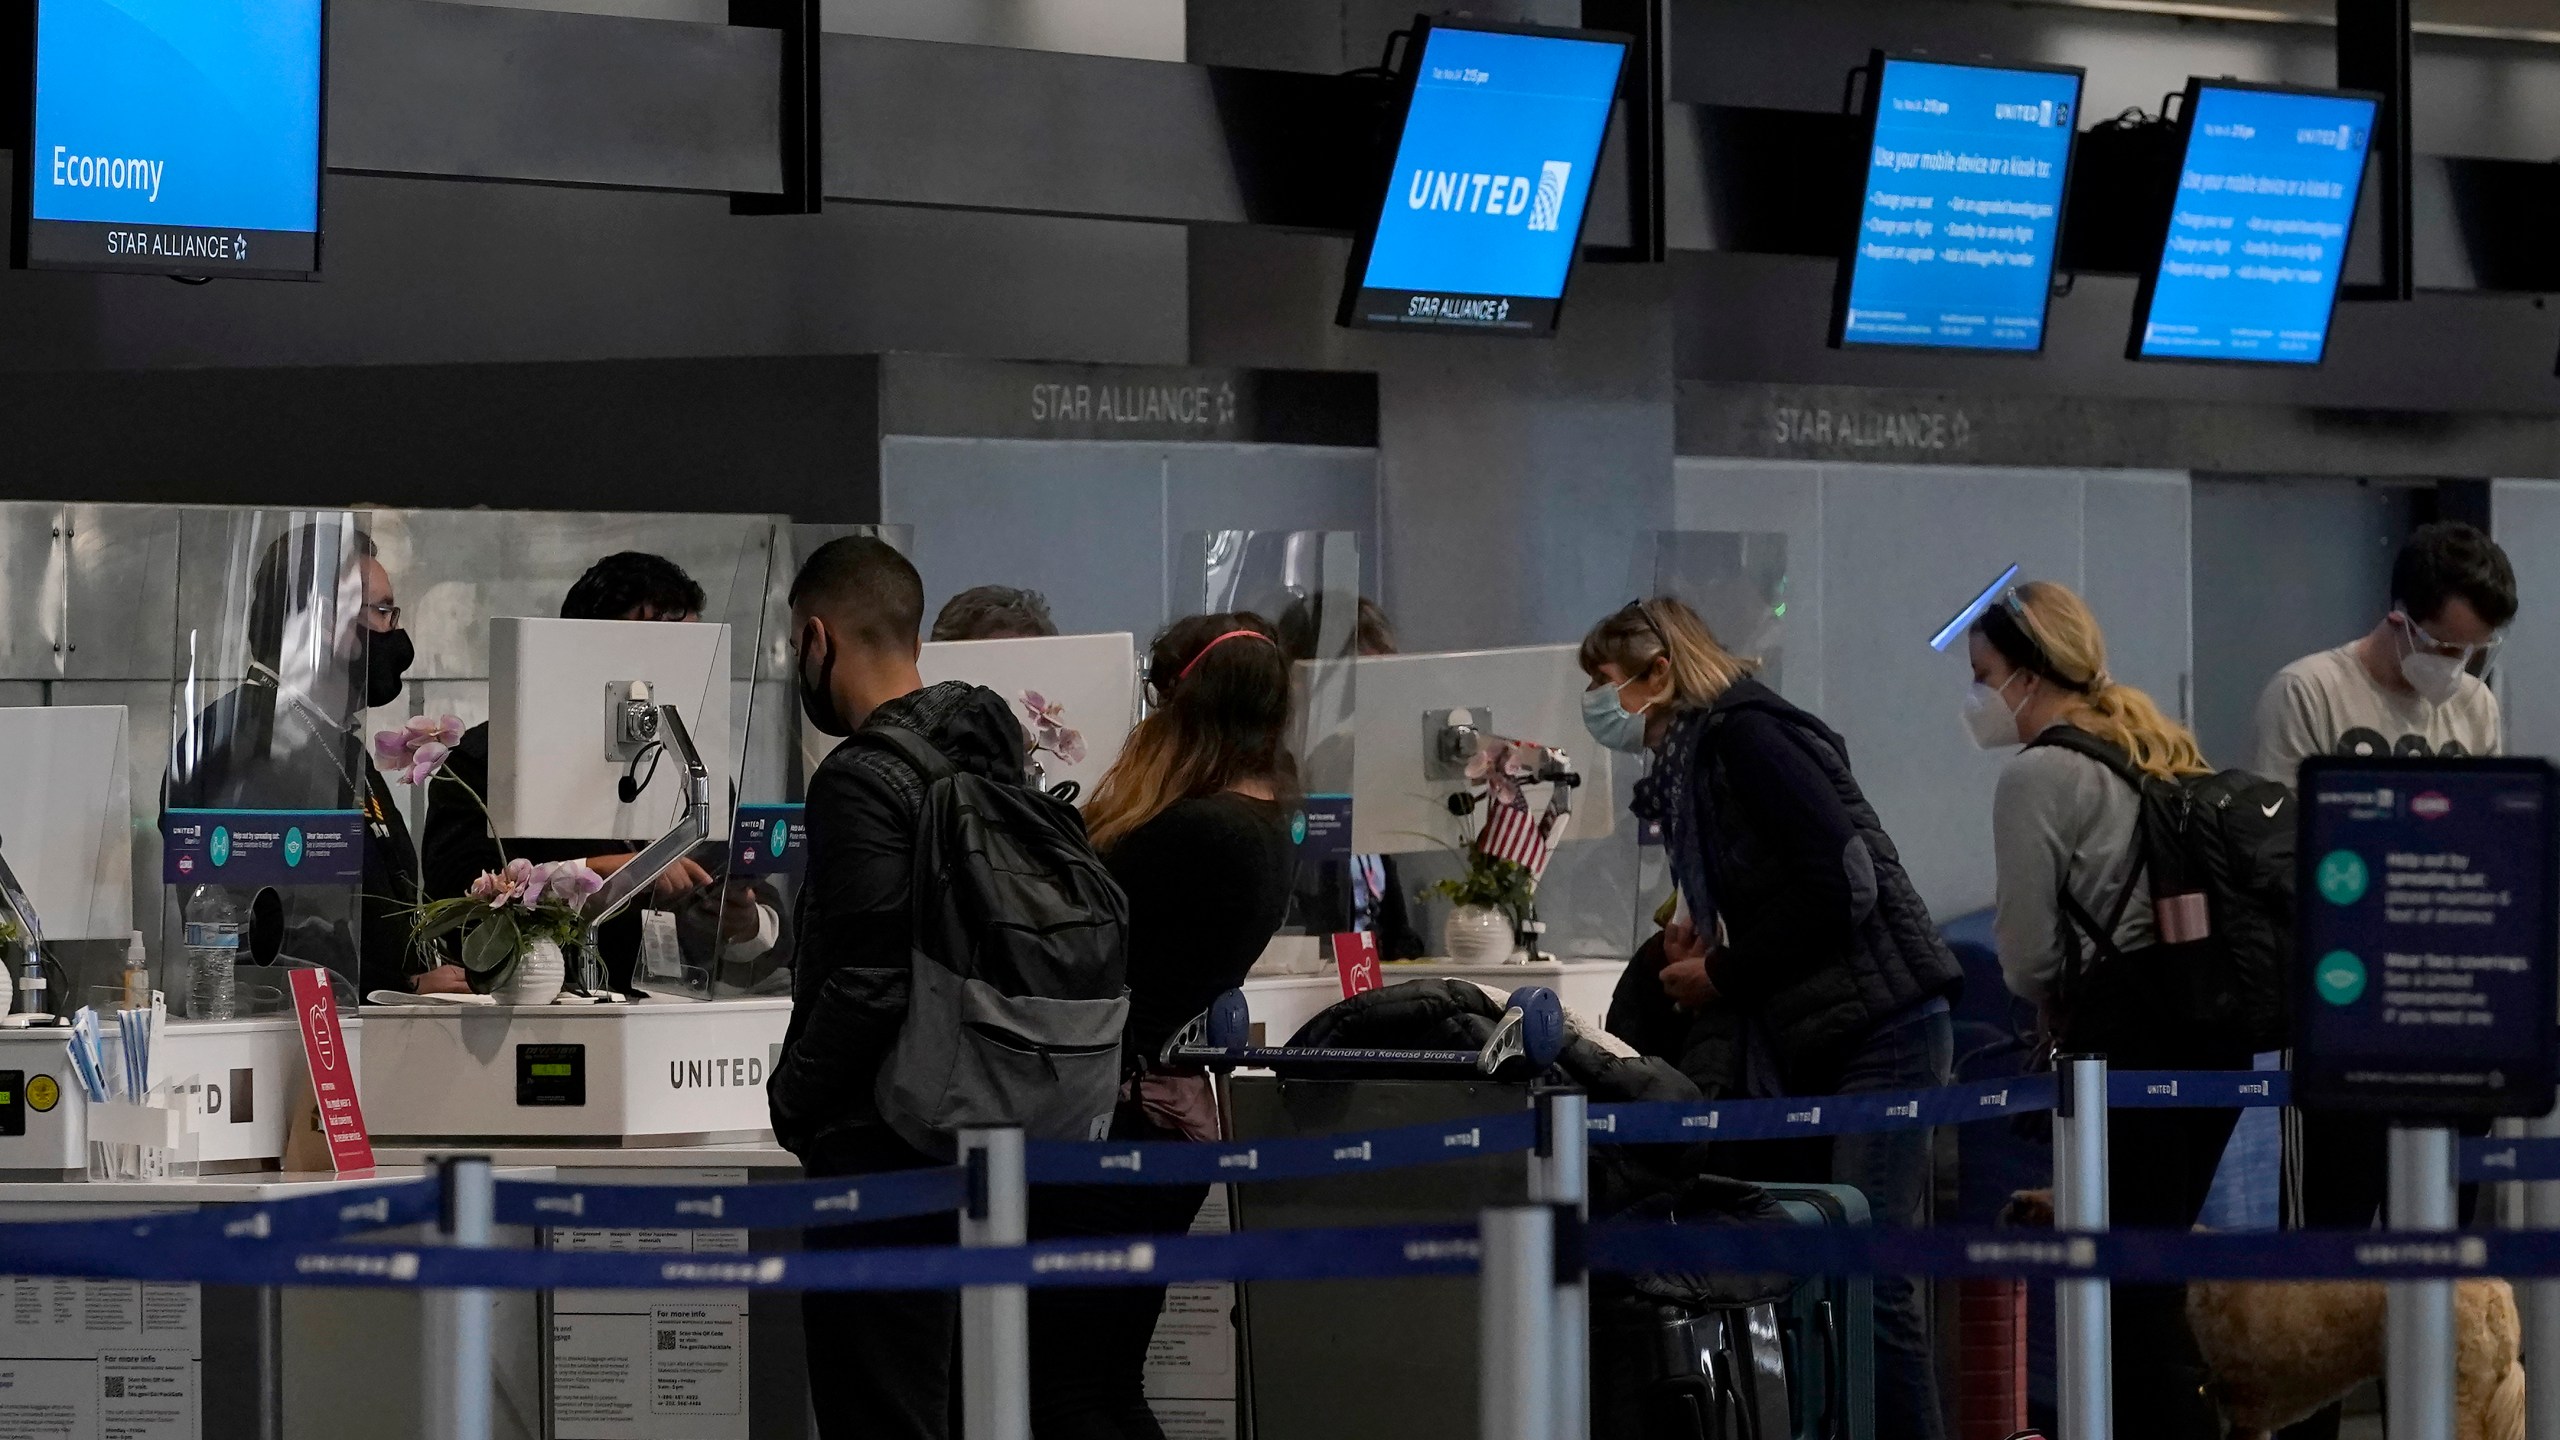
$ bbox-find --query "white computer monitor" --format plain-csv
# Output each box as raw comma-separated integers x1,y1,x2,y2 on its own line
1324,645,1616,855
919,633,1139,795
486,618,734,842
0,706,134,940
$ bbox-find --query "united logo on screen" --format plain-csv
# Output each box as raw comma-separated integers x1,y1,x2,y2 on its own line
1527,161,1573,232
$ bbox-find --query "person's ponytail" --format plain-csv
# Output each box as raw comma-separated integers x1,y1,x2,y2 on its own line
2073,679,2209,781
1984,580,2210,782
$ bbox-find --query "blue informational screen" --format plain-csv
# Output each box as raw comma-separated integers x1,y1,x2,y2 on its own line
1834,58,2081,352
22,0,325,277
2294,758,2560,1118
2133,84,2376,364
1341,23,1627,335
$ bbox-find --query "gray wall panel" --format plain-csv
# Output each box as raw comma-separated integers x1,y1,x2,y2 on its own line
2079,472,2195,735
882,438,1383,644
1672,460,2195,920
1162,445,1379,611
1671,458,1827,716
2189,477,2415,774
883,438,1175,644
1818,465,2087,920
2491,478,2560,759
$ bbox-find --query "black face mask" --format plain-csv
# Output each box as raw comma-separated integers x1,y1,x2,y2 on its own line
797,624,851,738
364,627,415,709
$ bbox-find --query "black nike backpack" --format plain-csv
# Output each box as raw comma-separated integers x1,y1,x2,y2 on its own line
859,727,1132,1160
2029,727,2296,1053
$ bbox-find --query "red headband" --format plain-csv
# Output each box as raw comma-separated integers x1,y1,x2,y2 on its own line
1176,629,1274,681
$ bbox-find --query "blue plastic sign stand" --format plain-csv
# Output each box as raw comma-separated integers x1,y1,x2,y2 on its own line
2293,756,2560,1118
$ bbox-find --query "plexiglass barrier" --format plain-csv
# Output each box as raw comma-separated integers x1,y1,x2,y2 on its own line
163,509,382,1013
1183,529,1360,965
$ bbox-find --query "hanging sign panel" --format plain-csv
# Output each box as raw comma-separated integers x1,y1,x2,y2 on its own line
16,0,326,279
2293,757,2560,1119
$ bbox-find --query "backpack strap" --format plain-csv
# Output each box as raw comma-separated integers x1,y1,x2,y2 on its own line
856,724,957,787
2024,726,2152,1001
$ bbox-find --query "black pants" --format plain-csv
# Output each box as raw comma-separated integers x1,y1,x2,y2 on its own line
801,1129,960,1440
1026,1107,1209,1440
2066,971,2246,1440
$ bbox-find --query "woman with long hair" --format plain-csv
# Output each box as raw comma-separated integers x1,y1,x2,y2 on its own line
1586,596,1961,1440
1031,612,1300,1440
1968,579,2242,1440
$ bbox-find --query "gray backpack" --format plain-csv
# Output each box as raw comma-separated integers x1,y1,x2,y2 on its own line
859,727,1132,1159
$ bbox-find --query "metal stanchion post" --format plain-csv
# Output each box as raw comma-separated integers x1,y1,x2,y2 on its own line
2386,1125,2456,1440
1480,1206,1558,1440
423,1155,494,1440
2522,1105,2560,1440
2053,1055,2111,1440
1528,1089,1589,1440
960,1126,1030,1440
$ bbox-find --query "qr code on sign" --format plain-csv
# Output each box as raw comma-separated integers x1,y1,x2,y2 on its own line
657,1330,676,1351
103,1377,124,1399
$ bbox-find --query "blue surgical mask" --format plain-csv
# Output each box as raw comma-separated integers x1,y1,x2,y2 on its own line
1581,679,1654,754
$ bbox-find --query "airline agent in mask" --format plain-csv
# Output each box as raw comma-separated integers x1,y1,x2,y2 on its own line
2247,521,2514,1440
165,524,450,998
1582,596,1960,1440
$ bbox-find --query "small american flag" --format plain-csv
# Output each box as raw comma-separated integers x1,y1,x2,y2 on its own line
1478,796,1571,879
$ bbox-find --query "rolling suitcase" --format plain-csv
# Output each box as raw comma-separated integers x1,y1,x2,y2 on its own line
1762,1183,1876,1440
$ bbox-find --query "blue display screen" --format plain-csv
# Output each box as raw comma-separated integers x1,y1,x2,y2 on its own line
1342,24,1627,334
24,0,324,277
2134,85,2376,364
1836,59,2081,352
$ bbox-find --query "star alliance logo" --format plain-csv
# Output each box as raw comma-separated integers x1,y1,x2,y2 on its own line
1527,161,1573,232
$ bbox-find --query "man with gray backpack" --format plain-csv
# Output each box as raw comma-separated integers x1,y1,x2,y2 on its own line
771,537,1132,1440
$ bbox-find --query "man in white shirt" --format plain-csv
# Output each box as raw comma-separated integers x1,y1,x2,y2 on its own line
2253,520,2512,786
2250,519,2515,1440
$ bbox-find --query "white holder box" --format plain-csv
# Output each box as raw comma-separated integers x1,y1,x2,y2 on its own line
360,998,789,1144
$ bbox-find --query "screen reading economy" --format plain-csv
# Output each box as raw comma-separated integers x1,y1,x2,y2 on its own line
1833,57,2081,352
20,0,325,278
2131,83,2376,364
1340,21,1627,335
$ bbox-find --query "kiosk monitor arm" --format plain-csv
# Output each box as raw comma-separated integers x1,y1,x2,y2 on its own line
584,703,713,930
0,838,49,1018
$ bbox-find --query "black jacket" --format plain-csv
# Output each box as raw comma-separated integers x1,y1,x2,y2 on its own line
1637,679,1961,1092
768,682,1025,1160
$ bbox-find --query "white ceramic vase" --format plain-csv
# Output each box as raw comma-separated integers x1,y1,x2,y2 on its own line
497,937,567,1007
1443,905,1516,966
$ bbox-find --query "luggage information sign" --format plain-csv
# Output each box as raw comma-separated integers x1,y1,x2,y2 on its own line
2294,757,2559,1118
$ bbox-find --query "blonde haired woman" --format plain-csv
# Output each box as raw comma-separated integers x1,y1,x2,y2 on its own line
1587,596,1960,1440
1967,579,2242,1440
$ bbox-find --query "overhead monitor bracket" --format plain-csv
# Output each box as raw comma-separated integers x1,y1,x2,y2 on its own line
2337,0,2411,301
730,0,822,215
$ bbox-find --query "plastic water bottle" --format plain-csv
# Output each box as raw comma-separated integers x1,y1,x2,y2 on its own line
183,887,241,1021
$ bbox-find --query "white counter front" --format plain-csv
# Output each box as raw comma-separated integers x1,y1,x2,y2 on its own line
361,996,789,1145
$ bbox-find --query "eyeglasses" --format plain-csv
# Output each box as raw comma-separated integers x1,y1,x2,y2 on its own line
363,602,402,628
2396,607,2504,667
